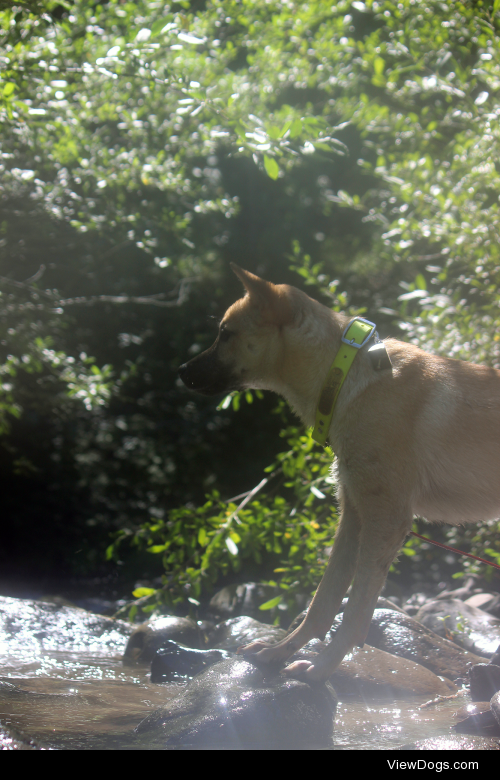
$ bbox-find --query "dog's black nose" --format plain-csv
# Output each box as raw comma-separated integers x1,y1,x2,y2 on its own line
178,362,190,385
179,362,196,389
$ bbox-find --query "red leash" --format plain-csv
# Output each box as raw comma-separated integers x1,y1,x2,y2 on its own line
409,531,500,572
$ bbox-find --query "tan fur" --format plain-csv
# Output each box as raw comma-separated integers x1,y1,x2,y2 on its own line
179,265,500,681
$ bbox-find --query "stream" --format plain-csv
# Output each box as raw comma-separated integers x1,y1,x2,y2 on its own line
1,594,499,750
0,648,486,750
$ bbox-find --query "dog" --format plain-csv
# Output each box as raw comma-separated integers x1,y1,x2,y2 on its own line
179,264,500,681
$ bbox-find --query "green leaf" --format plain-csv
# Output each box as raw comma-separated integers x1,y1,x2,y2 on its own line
198,527,208,546
3,82,15,97
217,393,234,410
279,120,292,138
132,587,157,598
263,155,280,180
147,543,169,553
289,118,302,138
374,57,385,76
258,596,282,610
151,17,173,36
415,274,427,290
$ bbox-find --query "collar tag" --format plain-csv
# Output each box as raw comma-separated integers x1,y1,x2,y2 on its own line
368,342,392,371
311,318,376,446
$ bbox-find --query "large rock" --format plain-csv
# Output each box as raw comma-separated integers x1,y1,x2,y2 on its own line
123,615,203,662
491,690,500,730
415,599,500,657
469,663,500,701
0,596,132,654
326,644,456,699
210,615,286,651
208,582,277,618
365,608,487,680
150,641,232,682
135,656,337,748
453,705,500,736
210,614,455,699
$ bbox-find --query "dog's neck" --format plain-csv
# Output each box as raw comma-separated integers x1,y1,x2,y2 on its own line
270,302,353,429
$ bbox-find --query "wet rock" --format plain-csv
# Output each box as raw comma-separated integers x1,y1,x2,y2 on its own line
208,582,277,618
0,596,132,654
210,615,286,651
0,723,41,751
400,735,500,750
464,593,500,619
72,597,127,616
464,593,497,611
134,656,337,748
415,599,500,657
123,616,203,662
491,690,500,729
150,641,232,682
454,701,491,720
340,595,406,615
402,593,431,617
469,664,500,701
486,595,500,619
454,706,500,736
434,576,479,601
214,614,454,699
327,644,456,699
375,596,407,614
490,645,500,666
365,608,486,680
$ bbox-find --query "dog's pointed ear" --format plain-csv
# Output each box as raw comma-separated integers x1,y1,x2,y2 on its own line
230,263,295,326
230,264,272,299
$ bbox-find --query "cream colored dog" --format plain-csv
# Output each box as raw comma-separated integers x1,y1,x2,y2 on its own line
179,265,500,681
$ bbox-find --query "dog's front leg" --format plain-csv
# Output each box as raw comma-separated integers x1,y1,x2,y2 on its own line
238,494,361,664
284,512,412,681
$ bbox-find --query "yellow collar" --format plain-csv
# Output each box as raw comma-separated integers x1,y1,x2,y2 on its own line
311,318,377,445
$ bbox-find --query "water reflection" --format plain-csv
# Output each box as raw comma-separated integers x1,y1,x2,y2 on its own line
333,698,467,750
0,651,183,749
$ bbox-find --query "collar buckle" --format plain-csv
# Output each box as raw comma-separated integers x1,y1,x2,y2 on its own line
341,317,377,349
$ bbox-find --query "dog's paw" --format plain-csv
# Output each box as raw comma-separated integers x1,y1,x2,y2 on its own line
282,659,327,683
237,639,290,664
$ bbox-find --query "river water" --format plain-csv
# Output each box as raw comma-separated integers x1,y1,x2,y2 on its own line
0,648,482,750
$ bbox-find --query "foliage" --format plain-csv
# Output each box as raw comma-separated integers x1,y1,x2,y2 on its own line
107,427,337,617
1,0,500,595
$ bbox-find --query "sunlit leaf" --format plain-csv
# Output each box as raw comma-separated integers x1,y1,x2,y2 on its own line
258,596,282,610
225,537,238,555
132,587,157,598
178,32,206,44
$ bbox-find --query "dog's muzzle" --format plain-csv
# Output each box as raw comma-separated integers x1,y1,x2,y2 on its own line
178,348,239,396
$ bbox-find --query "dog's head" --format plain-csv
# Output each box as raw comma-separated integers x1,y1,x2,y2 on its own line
178,265,299,396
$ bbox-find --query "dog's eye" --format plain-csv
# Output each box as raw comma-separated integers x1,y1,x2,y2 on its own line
219,327,233,343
